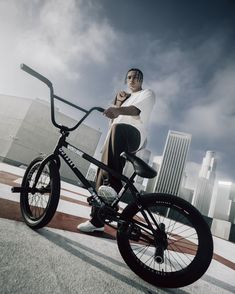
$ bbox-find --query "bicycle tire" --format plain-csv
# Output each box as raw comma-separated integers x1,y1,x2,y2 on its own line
20,156,60,230
117,193,213,288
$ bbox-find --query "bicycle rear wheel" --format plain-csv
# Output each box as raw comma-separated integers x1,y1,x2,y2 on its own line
117,193,213,288
20,156,60,230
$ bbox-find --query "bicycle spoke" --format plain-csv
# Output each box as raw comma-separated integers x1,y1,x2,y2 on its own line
25,162,51,220
121,199,204,274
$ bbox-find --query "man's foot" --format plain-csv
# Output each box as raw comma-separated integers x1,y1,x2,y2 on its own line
98,185,117,204
77,220,104,233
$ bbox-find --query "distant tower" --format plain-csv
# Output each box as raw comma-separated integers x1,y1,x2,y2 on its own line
86,164,98,182
193,151,216,216
154,130,191,196
213,181,234,221
179,172,194,203
123,148,151,191
145,156,162,193
134,149,151,191
229,183,235,224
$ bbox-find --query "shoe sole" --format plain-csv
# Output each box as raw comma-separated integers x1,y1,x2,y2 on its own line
77,227,104,233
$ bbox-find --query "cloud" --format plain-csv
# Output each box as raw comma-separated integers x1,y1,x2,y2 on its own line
178,64,235,140
147,73,182,126
141,30,235,140
141,31,235,184
17,1,117,77
0,0,117,97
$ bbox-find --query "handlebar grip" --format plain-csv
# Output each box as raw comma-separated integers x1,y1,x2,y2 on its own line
20,63,52,88
96,107,105,112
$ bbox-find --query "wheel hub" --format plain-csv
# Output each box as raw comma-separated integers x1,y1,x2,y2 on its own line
154,223,168,264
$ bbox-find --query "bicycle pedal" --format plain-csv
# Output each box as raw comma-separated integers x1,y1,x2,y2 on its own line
87,196,102,207
87,196,93,205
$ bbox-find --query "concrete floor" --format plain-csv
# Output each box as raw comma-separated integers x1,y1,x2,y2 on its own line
0,162,234,293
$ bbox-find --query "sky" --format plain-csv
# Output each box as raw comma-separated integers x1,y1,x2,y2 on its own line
0,0,235,189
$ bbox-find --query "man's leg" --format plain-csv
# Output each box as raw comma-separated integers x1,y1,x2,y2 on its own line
97,124,141,191
90,124,140,227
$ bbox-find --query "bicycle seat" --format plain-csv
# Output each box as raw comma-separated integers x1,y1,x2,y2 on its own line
121,152,157,179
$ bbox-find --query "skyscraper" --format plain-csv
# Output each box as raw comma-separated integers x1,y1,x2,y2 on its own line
0,94,101,184
179,172,194,203
213,181,234,221
123,148,151,191
229,203,235,224
134,148,151,191
145,156,162,193
193,151,216,216
154,130,191,196
229,184,235,224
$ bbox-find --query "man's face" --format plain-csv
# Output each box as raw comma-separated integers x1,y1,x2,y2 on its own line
126,70,143,93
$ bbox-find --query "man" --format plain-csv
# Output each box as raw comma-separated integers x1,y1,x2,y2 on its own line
77,68,155,232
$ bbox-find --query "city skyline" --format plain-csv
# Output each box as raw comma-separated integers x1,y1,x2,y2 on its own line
0,92,234,225
0,1,234,188
141,129,233,223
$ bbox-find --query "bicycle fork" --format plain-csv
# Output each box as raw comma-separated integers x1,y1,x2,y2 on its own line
137,206,168,264
12,154,56,194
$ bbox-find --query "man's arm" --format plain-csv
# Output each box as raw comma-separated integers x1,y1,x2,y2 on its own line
104,105,140,119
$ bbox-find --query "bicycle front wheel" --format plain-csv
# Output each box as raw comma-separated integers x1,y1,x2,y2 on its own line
20,156,60,230
117,193,213,288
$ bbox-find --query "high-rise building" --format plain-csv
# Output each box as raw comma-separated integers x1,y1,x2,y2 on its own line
123,148,151,191
213,181,234,221
177,172,194,203
86,164,98,182
229,184,235,224
145,156,162,193
154,130,191,195
134,148,151,191
229,202,235,224
179,187,194,203
0,94,101,184
193,151,216,216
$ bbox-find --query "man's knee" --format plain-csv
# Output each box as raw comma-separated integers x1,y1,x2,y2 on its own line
110,124,127,138
111,123,125,132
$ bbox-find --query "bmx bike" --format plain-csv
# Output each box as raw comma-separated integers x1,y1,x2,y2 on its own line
12,64,213,288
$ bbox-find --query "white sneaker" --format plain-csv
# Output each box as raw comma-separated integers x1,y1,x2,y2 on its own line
98,185,117,205
77,220,104,233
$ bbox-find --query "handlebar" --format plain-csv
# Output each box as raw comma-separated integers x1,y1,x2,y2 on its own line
21,64,52,88
20,63,105,131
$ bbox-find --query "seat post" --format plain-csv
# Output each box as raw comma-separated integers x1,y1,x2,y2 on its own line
116,172,137,200
130,172,137,183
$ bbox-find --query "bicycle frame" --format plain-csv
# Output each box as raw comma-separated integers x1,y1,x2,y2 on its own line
18,65,140,200
11,64,214,287
52,129,139,207
17,63,160,231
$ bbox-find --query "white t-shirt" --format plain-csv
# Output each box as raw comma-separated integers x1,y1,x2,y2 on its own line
112,89,156,149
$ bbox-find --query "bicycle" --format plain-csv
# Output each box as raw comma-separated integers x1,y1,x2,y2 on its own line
12,64,213,288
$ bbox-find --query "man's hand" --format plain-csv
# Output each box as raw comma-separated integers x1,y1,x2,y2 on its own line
103,107,120,119
116,91,130,102
114,91,131,107
104,105,140,119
